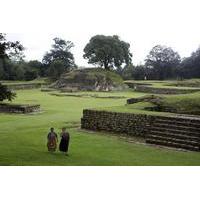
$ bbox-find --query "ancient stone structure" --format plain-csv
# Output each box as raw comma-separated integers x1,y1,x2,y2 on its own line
125,82,200,94
127,95,162,104
81,109,154,137
146,115,200,151
81,109,200,151
7,83,44,90
0,103,40,113
51,68,127,92
135,85,200,94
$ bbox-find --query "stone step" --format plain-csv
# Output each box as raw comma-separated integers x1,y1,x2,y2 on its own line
153,122,200,133
150,126,200,137
154,118,200,128
146,134,199,146
146,138,200,151
148,130,199,141
157,116,200,124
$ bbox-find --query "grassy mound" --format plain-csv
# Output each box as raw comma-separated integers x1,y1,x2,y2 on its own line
151,92,200,115
166,79,200,87
51,68,127,91
124,80,200,94
97,92,200,116
125,79,200,89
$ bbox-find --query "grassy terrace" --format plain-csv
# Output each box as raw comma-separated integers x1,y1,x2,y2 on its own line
124,79,200,90
1,89,200,166
0,78,48,86
62,68,125,85
49,90,147,99
96,102,172,116
156,92,200,115
96,91,200,116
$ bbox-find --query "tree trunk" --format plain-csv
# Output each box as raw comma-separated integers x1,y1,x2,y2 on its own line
104,60,109,70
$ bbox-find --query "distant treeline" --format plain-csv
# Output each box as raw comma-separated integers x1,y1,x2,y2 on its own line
119,45,200,80
0,33,200,81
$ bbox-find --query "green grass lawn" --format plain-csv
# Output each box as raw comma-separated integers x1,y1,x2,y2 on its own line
96,102,171,116
161,92,200,114
0,89,200,166
49,90,146,99
124,79,200,89
97,92,200,116
0,78,48,86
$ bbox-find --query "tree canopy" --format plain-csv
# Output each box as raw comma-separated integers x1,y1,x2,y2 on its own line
43,38,75,68
42,38,76,78
0,33,24,61
48,60,66,79
179,47,200,78
145,45,181,80
1,33,200,81
0,33,25,80
83,35,132,70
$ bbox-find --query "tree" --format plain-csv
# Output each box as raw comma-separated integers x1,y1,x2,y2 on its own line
120,64,135,80
0,59,5,79
27,60,44,77
83,35,132,70
48,60,66,79
42,38,76,75
0,33,24,61
24,70,37,81
0,83,16,102
145,45,181,80
0,33,24,80
179,47,200,79
13,63,26,80
121,64,156,80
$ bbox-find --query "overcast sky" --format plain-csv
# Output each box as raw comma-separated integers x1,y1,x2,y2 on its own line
2,0,200,66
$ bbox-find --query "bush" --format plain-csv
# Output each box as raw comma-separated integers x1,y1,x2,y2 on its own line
24,70,38,81
0,83,16,102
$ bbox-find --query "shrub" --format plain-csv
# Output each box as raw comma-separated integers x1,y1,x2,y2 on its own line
0,83,16,102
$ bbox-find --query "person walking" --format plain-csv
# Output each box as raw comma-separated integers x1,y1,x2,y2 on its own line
59,128,70,155
47,128,58,152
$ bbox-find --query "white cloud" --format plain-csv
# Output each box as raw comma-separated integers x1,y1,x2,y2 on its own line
2,0,200,66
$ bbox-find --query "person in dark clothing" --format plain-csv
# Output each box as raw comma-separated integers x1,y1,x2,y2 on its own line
59,128,70,155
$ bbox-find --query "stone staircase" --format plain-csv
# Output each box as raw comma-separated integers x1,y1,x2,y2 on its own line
146,116,200,151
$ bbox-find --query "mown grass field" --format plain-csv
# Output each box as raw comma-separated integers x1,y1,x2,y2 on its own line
125,79,200,89
0,78,48,85
0,89,200,166
98,91,200,115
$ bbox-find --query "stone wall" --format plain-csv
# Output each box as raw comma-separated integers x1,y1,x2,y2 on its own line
0,103,40,113
127,95,160,104
81,109,154,136
135,85,200,94
7,83,46,90
127,98,140,104
81,109,200,151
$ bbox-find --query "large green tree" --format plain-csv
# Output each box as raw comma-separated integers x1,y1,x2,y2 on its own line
83,35,132,70
48,60,66,79
179,47,200,78
0,33,24,79
42,38,76,75
145,45,181,80
27,60,44,77
0,33,24,61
